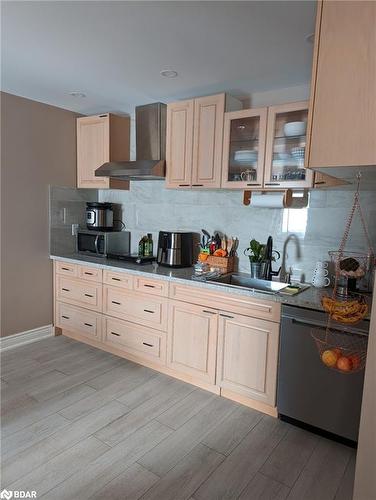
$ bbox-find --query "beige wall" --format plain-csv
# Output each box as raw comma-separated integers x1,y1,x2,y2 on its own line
353,280,376,499
1,92,77,337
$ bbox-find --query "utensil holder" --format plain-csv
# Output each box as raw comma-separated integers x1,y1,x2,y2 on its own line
206,256,235,274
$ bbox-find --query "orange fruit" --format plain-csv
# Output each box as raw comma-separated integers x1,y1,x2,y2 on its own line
321,349,338,367
336,356,352,372
349,354,361,370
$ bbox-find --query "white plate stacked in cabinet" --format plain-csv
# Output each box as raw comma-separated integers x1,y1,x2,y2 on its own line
54,259,281,416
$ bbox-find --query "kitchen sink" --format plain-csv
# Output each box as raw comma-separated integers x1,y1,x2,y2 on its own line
207,272,289,294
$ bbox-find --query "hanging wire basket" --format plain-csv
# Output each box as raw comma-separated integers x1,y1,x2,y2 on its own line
311,174,373,374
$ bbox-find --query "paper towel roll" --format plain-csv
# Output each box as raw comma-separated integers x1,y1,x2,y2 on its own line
249,192,285,208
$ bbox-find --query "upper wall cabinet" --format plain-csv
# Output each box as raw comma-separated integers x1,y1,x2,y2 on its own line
307,1,376,170
222,101,313,190
77,113,130,189
166,93,242,189
264,101,313,189
221,108,267,189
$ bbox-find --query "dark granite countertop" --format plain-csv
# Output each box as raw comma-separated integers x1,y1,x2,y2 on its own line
50,253,344,312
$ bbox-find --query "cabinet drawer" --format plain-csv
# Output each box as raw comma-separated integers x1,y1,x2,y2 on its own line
103,270,133,289
103,316,166,365
56,276,102,312
169,283,281,323
56,302,102,341
77,265,102,282
134,276,169,297
103,285,168,331
55,261,78,277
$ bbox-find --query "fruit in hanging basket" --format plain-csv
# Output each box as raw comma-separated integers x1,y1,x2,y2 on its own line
321,349,339,367
336,356,352,372
349,354,361,370
322,296,368,324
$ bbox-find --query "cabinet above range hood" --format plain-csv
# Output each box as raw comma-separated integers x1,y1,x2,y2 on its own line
95,102,166,181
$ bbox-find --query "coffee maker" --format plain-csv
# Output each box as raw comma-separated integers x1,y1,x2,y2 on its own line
157,231,194,268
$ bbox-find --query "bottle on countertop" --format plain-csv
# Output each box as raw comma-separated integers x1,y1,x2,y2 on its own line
138,235,147,256
146,233,153,257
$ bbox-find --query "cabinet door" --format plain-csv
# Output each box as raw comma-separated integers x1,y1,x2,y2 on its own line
191,94,225,188
264,102,313,189
77,114,110,188
221,108,267,189
217,312,279,406
165,100,194,188
307,1,376,168
167,301,218,384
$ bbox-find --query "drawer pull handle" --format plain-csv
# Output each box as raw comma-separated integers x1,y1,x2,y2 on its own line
111,277,121,281
62,288,70,292
84,272,94,276
112,300,121,305
84,293,94,298
61,267,70,271
144,309,155,314
62,315,70,319
220,314,234,319
144,284,155,288
111,331,121,337
84,322,93,327
178,184,190,187
142,342,154,347
203,310,216,315
192,184,204,187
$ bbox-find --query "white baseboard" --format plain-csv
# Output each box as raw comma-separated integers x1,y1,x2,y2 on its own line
0,325,54,352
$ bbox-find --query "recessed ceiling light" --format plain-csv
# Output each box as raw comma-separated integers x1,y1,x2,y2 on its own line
69,91,86,98
160,69,178,78
305,33,314,44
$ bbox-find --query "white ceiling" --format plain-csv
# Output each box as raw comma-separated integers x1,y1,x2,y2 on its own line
1,1,316,115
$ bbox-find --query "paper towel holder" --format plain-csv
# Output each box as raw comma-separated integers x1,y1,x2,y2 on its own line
243,189,308,208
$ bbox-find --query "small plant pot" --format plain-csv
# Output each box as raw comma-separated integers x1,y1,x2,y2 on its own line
250,262,266,279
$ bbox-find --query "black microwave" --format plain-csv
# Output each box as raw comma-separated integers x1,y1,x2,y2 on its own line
77,230,130,257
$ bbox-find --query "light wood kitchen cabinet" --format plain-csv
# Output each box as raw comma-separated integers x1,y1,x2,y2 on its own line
166,93,241,189
216,312,280,407
77,113,130,189
56,302,102,342
103,316,167,366
167,300,218,384
264,101,313,189
103,285,168,331
165,100,194,188
56,275,102,312
221,108,267,189
307,1,376,171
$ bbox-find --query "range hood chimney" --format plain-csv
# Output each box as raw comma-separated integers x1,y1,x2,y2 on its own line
95,102,166,181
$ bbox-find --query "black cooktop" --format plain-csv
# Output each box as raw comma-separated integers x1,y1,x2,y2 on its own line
107,253,156,265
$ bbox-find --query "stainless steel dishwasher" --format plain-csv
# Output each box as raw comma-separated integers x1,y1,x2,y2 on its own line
277,304,369,443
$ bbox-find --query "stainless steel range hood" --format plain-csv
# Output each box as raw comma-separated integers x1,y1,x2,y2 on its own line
95,102,166,181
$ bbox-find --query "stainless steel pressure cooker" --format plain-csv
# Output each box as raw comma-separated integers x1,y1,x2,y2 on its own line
86,202,114,231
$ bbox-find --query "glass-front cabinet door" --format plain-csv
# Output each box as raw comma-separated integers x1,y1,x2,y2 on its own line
264,101,313,188
221,108,267,189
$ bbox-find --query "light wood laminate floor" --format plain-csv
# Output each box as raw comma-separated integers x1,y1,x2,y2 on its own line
1,336,356,500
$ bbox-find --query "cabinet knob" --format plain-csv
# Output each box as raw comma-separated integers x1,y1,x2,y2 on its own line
112,300,121,305
84,322,93,327
220,313,234,319
203,309,216,315
142,342,154,347
111,277,121,281
62,288,70,292
62,315,70,319
144,309,155,314
84,293,94,298
110,331,120,337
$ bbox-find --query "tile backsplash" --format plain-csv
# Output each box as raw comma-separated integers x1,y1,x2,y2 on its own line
98,182,376,282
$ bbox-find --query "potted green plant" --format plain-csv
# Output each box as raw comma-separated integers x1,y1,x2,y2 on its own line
244,239,267,278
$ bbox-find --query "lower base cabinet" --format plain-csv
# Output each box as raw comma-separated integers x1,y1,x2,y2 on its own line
102,316,166,366
56,301,102,342
54,260,281,415
167,300,218,384
216,312,280,406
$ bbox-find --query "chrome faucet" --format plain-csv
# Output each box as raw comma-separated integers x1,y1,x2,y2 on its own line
280,234,302,283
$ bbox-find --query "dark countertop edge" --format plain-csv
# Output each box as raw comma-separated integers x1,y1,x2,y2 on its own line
50,254,331,312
